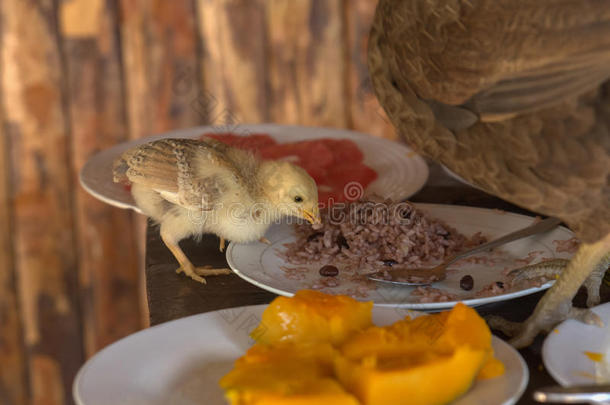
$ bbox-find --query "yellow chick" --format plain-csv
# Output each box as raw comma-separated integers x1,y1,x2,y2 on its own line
113,138,320,283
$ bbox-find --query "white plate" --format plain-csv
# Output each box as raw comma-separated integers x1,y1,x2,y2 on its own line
543,302,610,386
227,204,576,310
74,304,528,405
79,124,428,213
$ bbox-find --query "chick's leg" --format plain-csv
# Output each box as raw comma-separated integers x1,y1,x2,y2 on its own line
488,234,610,348
160,228,231,284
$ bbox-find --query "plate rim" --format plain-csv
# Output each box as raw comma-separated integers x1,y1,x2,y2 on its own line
79,123,429,213
73,303,528,405
226,203,574,310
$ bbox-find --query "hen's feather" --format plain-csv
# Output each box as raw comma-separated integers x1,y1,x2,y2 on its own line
369,0,610,242
375,0,610,111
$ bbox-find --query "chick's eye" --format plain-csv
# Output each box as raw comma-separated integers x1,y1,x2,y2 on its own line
294,196,303,203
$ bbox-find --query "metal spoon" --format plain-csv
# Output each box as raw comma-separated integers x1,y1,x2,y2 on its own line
367,216,562,286
533,384,610,403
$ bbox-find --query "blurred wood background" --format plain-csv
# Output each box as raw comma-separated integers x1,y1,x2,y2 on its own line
0,0,395,404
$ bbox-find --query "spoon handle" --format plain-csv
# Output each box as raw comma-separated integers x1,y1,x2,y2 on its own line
445,216,563,266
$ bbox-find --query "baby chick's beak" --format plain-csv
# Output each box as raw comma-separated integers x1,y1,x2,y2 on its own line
301,206,321,225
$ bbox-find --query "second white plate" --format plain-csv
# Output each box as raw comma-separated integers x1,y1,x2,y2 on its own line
543,302,610,386
227,204,576,310
74,305,528,405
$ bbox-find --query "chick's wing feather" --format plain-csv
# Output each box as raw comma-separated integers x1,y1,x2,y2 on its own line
114,138,244,210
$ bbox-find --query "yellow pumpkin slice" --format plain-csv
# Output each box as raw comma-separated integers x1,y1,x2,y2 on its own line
477,355,506,380
251,290,373,345
221,343,359,405
335,303,499,404
335,346,486,405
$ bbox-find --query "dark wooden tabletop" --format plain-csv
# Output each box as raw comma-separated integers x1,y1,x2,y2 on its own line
145,163,601,405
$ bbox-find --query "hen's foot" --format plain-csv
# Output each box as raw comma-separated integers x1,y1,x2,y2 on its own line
487,305,603,347
176,265,232,283
259,237,271,245
489,237,610,348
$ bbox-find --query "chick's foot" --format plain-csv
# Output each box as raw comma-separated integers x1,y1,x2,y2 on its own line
176,264,232,284
176,265,207,284
160,228,231,284
194,265,232,277
488,236,610,348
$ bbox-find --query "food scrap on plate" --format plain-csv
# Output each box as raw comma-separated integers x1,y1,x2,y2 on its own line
283,200,485,274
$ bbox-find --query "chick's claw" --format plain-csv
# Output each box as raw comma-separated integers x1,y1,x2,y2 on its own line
176,265,232,283
194,265,232,277
176,265,207,284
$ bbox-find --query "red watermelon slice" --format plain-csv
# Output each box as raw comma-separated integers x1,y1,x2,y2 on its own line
197,132,378,206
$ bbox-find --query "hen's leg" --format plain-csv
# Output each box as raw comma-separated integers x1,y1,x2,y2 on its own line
488,234,610,348
219,237,226,252
160,227,231,284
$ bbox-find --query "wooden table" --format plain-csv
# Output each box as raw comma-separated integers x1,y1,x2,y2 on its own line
145,163,599,405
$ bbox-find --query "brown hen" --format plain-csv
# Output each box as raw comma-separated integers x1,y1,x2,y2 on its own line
368,0,610,347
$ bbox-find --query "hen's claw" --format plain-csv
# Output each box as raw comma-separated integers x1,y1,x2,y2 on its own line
488,304,603,348
485,315,523,337
582,263,607,307
568,307,604,327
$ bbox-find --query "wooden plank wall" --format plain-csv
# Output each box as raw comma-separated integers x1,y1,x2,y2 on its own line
0,1,394,404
